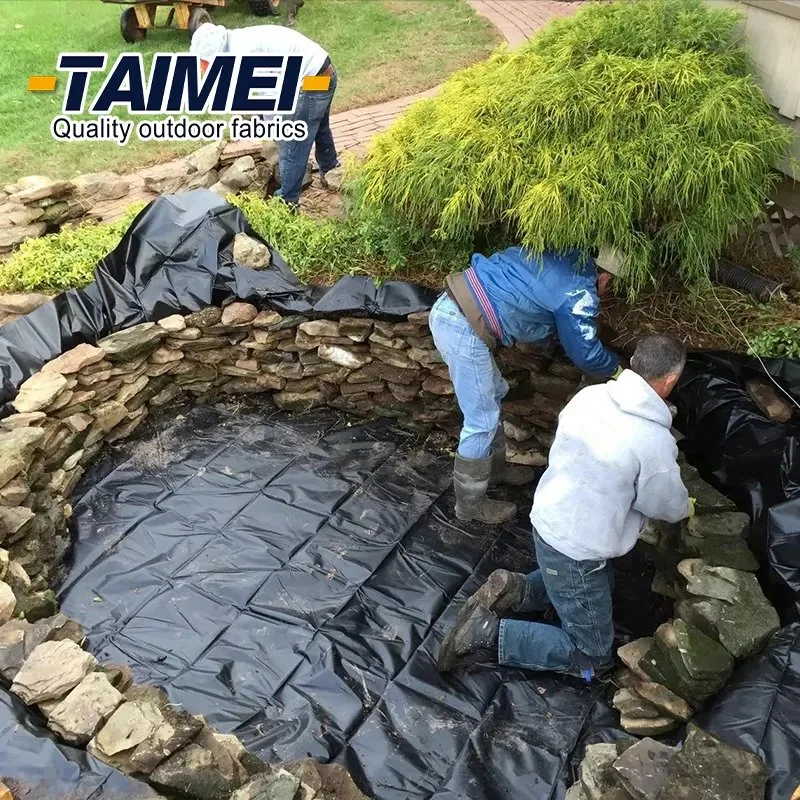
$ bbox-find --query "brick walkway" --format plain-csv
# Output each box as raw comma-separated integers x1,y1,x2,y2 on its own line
327,0,582,153
330,87,440,157
93,0,580,222
468,0,583,47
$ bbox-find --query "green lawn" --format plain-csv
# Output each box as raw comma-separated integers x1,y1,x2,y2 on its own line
0,0,498,182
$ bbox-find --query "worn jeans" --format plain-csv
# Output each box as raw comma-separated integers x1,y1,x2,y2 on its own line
429,293,507,459
498,529,615,675
275,71,339,206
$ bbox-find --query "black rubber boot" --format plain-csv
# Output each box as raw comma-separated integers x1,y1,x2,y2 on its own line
491,430,536,487
454,455,516,525
438,605,500,672
455,569,527,632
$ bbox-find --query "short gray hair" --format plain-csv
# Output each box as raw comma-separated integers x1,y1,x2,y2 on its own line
630,334,686,381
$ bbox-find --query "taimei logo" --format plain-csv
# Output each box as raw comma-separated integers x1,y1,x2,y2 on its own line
40,52,325,145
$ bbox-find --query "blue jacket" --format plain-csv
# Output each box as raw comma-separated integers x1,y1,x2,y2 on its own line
468,247,618,377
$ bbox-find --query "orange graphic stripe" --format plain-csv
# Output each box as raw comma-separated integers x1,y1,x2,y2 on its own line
28,76,57,92
301,75,331,92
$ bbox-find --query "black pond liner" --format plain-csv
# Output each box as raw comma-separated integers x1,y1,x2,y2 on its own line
674,352,800,619
43,397,668,800
0,190,799,798
697,623,800,800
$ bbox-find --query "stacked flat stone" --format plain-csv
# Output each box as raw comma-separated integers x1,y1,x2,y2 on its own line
0,140,282,255
0,415,67,622
499,345,582,466
0,301,575,628
0,608,370,800
567,729,767,800
0,176,83,253
613,462,780,736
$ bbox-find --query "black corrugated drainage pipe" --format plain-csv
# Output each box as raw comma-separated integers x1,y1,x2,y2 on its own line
713,259,785,303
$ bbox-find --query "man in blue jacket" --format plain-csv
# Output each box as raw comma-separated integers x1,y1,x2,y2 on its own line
429,246,622,525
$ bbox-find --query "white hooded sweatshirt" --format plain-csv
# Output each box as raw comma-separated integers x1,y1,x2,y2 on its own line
190,23,329,79
531,369,690,562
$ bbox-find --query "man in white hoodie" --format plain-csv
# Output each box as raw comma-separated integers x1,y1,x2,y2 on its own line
190,21,340,206
437,334,693,681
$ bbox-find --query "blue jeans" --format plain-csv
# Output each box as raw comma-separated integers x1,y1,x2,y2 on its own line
429,293,507,459
498,530,615,675
275,71,339,205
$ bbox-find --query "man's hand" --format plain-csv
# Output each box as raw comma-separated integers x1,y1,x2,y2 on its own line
687,497,696,518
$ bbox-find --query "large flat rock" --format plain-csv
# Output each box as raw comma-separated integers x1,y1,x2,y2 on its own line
655,724,767,800
11,639,96,704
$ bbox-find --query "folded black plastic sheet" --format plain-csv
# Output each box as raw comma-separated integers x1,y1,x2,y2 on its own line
674,352,800,616
47,399,658,800
698,623,800,800
0,189,437,407
0,688,160,800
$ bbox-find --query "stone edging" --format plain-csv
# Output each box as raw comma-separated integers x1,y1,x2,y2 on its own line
0,140,286,256
564,446,781,796
0,290,781,800
0,293,579,800
567,725,768,800
609,478,780,737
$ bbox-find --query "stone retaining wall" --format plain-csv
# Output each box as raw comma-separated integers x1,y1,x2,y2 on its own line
0,296,782,800
0,140,284,255
567,727,768,800
0,297,580,800
1,608,370,800
608,477,780,738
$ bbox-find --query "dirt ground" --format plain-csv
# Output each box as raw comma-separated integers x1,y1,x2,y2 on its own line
602,235,800,354
301,179,347,221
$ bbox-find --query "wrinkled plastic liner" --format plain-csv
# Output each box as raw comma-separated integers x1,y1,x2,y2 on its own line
674,352,800,617
0,689,158,800
699,623,800,800
33,399,664,800
0,191,436,408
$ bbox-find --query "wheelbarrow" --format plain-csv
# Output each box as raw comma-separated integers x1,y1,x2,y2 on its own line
102,0,227,43
104,0,292,43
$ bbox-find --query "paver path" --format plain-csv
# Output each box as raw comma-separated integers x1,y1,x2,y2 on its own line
328,0,582,154
93,0,582,222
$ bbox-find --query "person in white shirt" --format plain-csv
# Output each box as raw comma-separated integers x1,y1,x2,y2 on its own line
190,21,340,206
438,334,693,681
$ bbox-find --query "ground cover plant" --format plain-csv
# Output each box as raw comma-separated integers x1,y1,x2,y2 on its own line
0,204,145,293
0,195,467,292
349,0,793,297
748,323,800,360
0,0,497,181
230,193,470,284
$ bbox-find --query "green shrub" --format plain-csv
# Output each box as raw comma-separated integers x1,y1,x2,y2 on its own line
0,194,464,296
230,194,468,284
748,324,800,360
351,0,792,297
0,204,146,293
